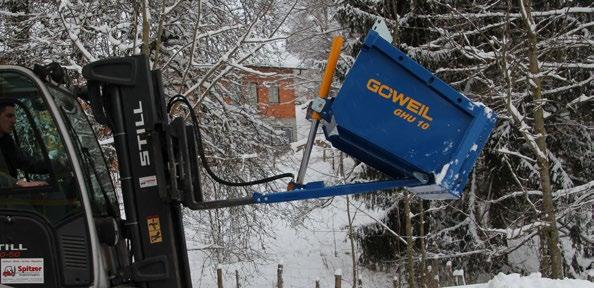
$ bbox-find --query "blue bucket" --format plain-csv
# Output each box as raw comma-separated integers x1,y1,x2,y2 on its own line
322,30,497,199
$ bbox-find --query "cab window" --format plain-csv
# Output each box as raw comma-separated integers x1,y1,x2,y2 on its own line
0,70,82,223
47,85,119,218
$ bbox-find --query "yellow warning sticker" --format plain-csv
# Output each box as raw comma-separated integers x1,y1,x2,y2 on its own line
147,216,163,244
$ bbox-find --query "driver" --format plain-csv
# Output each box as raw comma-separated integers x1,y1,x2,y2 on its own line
0,101,48,187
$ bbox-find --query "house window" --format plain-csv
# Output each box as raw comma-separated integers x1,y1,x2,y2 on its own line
247,82,258,105
269,84,279,103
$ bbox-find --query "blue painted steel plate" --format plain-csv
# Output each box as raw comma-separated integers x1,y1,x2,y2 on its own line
322,30,497,199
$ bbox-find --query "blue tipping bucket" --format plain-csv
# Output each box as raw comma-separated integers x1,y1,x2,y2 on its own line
321,30,497,200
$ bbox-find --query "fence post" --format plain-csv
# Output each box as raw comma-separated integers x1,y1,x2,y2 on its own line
277,264,284,288
315,279,320,288
217,267,223,288
430,262,440,288
235,270,240,288
335,269,342,288
453,269,465,285
445,261,453,286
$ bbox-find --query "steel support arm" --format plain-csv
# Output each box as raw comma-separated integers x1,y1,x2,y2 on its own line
190,179,422,209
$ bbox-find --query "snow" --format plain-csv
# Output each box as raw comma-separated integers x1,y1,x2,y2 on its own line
435,162,451,184
447,273,594,288
188,103,398,287
567,94,593,107
99,137,114,145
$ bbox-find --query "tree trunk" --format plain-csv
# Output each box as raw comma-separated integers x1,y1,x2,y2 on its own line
419,201,427,287
153,2,166,66
141,0,150,56
519,0,563,278
405,193,415,288
346,195,358,288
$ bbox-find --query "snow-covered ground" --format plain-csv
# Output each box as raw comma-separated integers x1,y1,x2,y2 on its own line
447,273,594,288
188,197,397,288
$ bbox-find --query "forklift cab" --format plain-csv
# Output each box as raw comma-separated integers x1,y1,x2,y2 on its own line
0,66,118,287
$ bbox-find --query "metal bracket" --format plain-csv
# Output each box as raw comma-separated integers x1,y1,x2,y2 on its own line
119,255,170,283
310,97,327,113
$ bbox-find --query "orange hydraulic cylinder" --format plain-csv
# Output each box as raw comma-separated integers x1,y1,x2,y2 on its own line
311,35,344,121
318,36,344,99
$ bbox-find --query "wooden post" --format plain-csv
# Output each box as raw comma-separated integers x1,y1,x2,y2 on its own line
217,267,223,288
432,259,440,288
277,264,284,288
315,279,320,288
426,265,434,288
335,269,342,288
453,269,465,285
235,270,240,288
445,261,453,286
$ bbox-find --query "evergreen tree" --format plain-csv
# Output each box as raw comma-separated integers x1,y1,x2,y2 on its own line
336,0,593,280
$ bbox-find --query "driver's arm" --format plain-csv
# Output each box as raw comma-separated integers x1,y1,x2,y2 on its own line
0,171,47,188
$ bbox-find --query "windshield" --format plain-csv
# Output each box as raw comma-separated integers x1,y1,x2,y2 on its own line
47,85,119,218
0,70,82,223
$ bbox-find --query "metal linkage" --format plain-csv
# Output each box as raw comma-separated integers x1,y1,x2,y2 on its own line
293,36,344,187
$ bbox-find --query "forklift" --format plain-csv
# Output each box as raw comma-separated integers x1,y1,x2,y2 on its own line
0,28,496,287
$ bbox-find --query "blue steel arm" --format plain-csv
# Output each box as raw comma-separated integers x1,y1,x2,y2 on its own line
252,179,422,204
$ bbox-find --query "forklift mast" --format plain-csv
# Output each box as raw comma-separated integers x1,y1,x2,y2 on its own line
82,56,193,287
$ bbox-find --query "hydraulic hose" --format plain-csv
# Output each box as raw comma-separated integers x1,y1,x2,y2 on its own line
166,95,294,187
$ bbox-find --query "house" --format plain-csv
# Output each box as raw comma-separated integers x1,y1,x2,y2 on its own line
238,65,302,144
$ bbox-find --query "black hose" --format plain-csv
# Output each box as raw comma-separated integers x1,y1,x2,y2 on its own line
167,94,294,186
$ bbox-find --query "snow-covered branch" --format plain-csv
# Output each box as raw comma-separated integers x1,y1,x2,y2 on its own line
417,7,594,20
